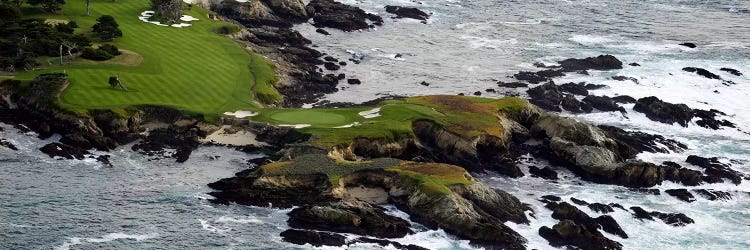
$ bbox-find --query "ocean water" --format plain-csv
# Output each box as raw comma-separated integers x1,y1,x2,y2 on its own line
3,0,750,249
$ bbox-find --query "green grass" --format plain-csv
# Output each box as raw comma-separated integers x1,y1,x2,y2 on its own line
251,95,529,148
387,161,473,196
14,0,280,117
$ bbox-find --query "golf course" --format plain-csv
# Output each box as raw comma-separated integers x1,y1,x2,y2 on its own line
15,0,280,117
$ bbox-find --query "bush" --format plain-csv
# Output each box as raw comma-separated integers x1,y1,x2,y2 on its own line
92,15,122,41
80,47,114,61
99,44,121,56
27,0,65,13
0,4,22,21
216,24,240,34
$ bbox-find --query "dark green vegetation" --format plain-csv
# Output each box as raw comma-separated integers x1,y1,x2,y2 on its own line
4,0,279,118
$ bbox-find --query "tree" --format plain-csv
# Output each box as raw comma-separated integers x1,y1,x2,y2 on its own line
92,15,122,41
27,0,64,13
151,0,183,23
85,0,90,15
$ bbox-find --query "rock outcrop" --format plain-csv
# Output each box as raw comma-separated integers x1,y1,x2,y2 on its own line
385,6,430,20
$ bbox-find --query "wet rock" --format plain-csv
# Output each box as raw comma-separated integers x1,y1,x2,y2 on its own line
561,94,591,113
513,69,565,84
594,215,627,237
612,95,636,104
539,220,623,250
686,155,745,184
337,73,346,80
497,81,528,88
629,62,640,66
324,56,338,62
631,206,694,226
280,229,346,247
693,109,735,130
611,75,639,84
347,79,362,85
529,166,559,180
557,55,623,72
558,82,589,96
598,125,687,159
473,91,481,96
633,96,693,127
720,67,742,76
95,155,112,167
583,95,626,113
308,0,384,31
131,127,200,163
385,5,430,20
39,142,88,160
324,62,341,70
679,42,697,48
570,197,588,206
350,237,429,250
665,189,695,202
339,61,347,66
540,195,562,203
589,203,615,214
546,202,627,239
527,82,563,111
485,88,496,93
316,28,331,35
682,67,721,80
630,188,660,195
288,200,412,238
694,189,732,201
419,81,429,86
0,138,17,150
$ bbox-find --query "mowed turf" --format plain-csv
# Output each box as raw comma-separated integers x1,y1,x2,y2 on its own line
17,0,278,117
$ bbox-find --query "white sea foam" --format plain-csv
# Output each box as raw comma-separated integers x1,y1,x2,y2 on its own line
55,232,158,250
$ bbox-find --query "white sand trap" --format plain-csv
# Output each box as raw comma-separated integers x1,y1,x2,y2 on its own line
279,124,312,129
201,126,267,146
358,107,381,118
223,111,258,118
138,11,197,28
334,122,360,128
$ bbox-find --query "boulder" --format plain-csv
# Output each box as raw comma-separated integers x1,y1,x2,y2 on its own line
0,138,18,150
497,81,528,88
347,79,362,85
630,206,694,226
280,229,346,247
665,189,695,202
582,95,626,113
527,82,563,111
561,94,591,113
316,28,330,35
539,220,623,250
686,155,745,184
39,142,88,160
693,189,732,201
679,42,697,48
611,95,636,104
633,96,693,127
513,69,564,83
546,202,627,239
308,0,383,31
288,200,413,238
529,166,559,180
385,6,430,20
324,62,341,70
693,109,735,130
719,67,742,76
682,67,721,80
558,82,589,96
557,55,623,72
598,125,687,159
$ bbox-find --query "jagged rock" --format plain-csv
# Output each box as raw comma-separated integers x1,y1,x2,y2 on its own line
288,200,412,238
308,0,383,31
598,125,687,159
324,62,341,70
561,94,591,113
693,189,732,201
570,197,588,206
633,96,693,127
540,195,562,203
679,42,697,48
280,229,346,247
385,6,430,20
0,138,17,150
682,67,721,80
513,69,564,84
589,203,615,214
131,127,200,163
612,95,636,104
497,81,528,88
665,189,695,202
693,109,735,130
629,62,640,66
558,82,589,96
316,28,330,35
630,188,660,195
350,237,429,250
630,206,694,226
539,220,623,250
419,81,430,86
582,95,626,113
529,166,559,180
720,67,742,76
347,79,362,85
546,202,627,239
527,82,563,111
557,55,623,72
686,155,745,184
39,142,88,160
611,75,639,84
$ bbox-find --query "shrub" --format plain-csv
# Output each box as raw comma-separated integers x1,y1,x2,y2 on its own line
80,47,114,61
0,4,21,20
216,24,240,34
55,21,78,33
27,0,65,13
99,44,121,56
92,15,122,41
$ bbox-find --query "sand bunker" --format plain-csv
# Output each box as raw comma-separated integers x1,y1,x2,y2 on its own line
201,126,267,146
138,11,198,28
278,124,312,129
223,111,258,118
358,107,381,118
334,122,361,128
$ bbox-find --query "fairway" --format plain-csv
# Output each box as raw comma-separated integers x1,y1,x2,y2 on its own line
17,0,278,116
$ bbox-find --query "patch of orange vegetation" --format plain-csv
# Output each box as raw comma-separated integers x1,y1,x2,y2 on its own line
259,161,290,174
408,95,504,137
398,161,471,182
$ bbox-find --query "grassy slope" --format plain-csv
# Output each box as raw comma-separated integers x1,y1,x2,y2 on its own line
252,95,527,148
16,0,279,118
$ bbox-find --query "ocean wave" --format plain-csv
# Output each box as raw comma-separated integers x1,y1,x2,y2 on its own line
55,232,158,250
